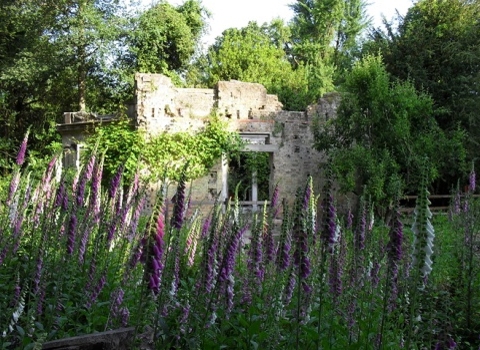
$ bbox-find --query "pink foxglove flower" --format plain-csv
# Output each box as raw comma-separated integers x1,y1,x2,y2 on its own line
16,131,29,166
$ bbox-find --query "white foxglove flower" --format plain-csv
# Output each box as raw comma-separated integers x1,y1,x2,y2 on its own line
412,178,435,289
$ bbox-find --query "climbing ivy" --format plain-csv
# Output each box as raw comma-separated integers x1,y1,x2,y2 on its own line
84,114,243,184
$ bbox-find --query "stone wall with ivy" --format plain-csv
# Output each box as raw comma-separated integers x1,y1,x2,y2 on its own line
58,74,340,212
133,74,340,210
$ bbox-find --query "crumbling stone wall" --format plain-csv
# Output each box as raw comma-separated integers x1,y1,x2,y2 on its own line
58,73,340,211
132,73,339,209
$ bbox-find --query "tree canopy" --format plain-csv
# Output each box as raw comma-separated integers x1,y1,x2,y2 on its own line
131,0,208,81
365,0,479,189
313,55,465,213
2,0,479,201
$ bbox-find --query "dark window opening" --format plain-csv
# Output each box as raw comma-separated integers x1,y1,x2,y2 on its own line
228,152,271,202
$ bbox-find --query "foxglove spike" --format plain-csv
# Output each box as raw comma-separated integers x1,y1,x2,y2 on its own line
16,131,29,166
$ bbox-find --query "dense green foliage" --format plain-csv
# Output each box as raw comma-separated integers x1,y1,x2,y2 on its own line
290,0,369,82
131,0,208,82
197,21,327,110
2,150,480,348
1,0,480,223
84,115,243,183
313,55,465,214
365,0,480,190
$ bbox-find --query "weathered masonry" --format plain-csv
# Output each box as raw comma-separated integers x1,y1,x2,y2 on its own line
57,73,339,210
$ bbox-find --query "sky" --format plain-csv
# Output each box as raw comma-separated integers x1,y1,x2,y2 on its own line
141,0,415,46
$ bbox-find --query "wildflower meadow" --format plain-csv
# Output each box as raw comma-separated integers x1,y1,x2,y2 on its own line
1,137,480,349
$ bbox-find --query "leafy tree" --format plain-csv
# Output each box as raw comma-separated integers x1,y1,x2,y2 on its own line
130,0,208,82
365,0,480,185
313,55,464,215
290,0,370,82
0,0,64,173
43,0,130,111
0,0,133,174
197,21,331,110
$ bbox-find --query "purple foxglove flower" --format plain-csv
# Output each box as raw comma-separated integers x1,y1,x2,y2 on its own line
346,209,353,229
469,166,476,193
278,235,291,271
321,193,338,252
43,156,57,199
171,175,186,230
412,183,435,286
355,205,366,251
204,234,218,294
292,186,312,282
388,211,404,262
147,209,165,295
248,218,264,284
86,258,96,292
78,225,93,263
54,181,67,210
226,275,235,314
37,284,45,316
185,224,200,267
7,171,20,206
271,183,280,209
128,195,146,241
130,237,145,270
86,272,106,309
148,274,160,293
109,165,123,200
91,159,103,222
66,214,77,255
201,217,211,238
261,205,275,264
16,131,29,166
110,288,124,318
76,175,87,207
453,191,461,214
107,221,116,246
447,337,457,349
276,203,291,271
120,307,129,327
0,247,7,265
283,272,296,306
303,179,312,211
300,257,311,279
11,282,21,307
12,219,24,255
33,257,43,294
301,280,312,294
220,225,248,283
126,173,140,205
171,253,181,297
328,253,342,300
85,154,96,181
370,261,380,287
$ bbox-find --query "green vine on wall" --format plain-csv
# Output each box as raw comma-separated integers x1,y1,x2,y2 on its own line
84,114,243,184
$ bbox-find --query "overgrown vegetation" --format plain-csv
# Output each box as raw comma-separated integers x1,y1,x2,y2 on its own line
84,114,243,184
2,141,480,349
2,0,480,347
2,0,479,193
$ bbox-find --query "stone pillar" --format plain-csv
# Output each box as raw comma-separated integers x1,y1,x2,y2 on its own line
252,170,258,212
221,154,228,204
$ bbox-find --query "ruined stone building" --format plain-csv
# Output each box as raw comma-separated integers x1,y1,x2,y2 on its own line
57,73,339,211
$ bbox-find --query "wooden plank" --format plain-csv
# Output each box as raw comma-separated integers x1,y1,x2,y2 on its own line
42,327,135,350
